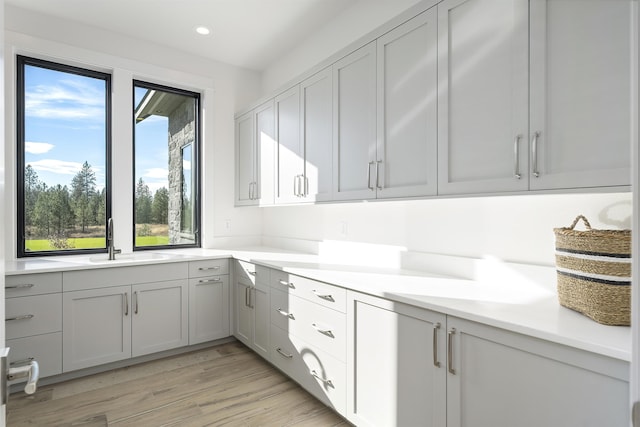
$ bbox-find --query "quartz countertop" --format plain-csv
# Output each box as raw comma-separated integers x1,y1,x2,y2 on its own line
5,246,631,362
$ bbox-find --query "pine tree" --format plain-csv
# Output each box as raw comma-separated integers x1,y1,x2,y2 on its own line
135,178,153,224
71,161,96,232
152,187,169,224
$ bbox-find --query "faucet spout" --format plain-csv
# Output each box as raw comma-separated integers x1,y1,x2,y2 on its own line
107,218,121,260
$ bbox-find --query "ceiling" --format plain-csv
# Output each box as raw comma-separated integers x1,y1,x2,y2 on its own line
5,0,358,70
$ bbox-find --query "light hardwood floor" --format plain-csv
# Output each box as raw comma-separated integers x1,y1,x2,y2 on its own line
7,341,350,426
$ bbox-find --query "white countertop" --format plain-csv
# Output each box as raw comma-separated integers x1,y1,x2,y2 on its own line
5,246,632,362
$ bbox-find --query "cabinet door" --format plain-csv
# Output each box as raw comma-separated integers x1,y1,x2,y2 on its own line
62,286,131,372
377,9,438,199
235,111,256,206
275,86,303,204
255,100,276,205
131,280,188,357
252,283,271,360
437,0,529,195
189,275,230,345
332,42,377,201
529,0,632,189
301,67,333,202
234,279,253,347
346,291,447,427
446,317,629,427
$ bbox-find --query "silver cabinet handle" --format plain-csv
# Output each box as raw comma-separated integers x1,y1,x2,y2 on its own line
124,292,129,316
448,328,456,375
514,134,522,179
248,182,253,200
7,359,39,395
278,279,294,288
304,175,309,197
367,161,375,190
433,322,441,368
531,131,540,178
5,284,34,290
198,266,220,271
276,347,293,359
276,308,294,319
10,357,35,367
198,278,221,284
311,323,335,338
311,289,334,302
248,271,257,276
6,314,34,322
310,370,334,387
376,160,383,190
134,291,139,315
244,286,250,307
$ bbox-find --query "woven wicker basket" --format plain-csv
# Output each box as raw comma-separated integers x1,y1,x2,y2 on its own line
554,215,631,326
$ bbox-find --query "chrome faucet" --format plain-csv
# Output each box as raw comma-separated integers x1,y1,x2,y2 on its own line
107,218,122,260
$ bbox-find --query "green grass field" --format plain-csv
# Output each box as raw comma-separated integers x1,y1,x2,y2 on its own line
26,236,170,251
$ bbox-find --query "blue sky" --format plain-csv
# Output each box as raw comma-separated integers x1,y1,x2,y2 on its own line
24,64,169,194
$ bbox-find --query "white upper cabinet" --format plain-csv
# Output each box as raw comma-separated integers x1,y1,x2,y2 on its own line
438,0,530,195
301,67,333,202
235,111,255,205
377,9,438,199
235,101,275,206
254,100,276,204
275,86,303,204
332,42,377,201
528,0,632,189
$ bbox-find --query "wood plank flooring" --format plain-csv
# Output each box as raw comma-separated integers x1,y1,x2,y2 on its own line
7,341,350,426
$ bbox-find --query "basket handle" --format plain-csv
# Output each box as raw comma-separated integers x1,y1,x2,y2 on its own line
569,215,592,230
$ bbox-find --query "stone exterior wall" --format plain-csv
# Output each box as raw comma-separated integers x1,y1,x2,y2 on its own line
168,99,196,244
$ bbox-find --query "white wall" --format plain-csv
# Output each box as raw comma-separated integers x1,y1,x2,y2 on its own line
260,0,633,267
4,5,264,258
262,0,424,94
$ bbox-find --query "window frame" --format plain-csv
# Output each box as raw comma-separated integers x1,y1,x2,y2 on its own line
16,55,113,258
132,79,201,251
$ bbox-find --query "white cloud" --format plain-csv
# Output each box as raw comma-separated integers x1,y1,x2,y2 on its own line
27,159,82,175
144,168,168,179
146,181,169,194
25,78,105,121
183,160,191,170
25,141,55,154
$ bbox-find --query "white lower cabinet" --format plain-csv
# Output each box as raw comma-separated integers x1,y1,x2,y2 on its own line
130,280,188,357
346,290,630,427
63,279,188,371
62,285,132,371
346,291,447,427
189,275,229,345
446,316,630,427
233,262,270,360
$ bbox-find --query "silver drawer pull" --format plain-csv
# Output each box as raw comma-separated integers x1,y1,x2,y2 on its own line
198,278,221,284
276,348,293,359
276,308,294,319
198,266,220,271
6,314,34,322
278,279,294,288
10,357,35,367
433,322,441,368
5,284,34,290
248,271,257,276
448,328,456,375
310,370,334,388
311,290,334,302
311,323,335,338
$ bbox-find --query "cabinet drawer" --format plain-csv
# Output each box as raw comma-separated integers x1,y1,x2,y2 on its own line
270,324,346,414
6,294,62,339
7,332,62,381
271,288,346,361
188,259,229,278
270,270,346,313
235,260,257,284
6,273,62,298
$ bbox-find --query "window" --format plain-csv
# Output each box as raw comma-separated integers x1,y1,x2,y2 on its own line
17,56,111,257
133,80,200,249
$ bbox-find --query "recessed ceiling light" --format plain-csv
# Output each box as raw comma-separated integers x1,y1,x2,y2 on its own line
195,26,211,36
